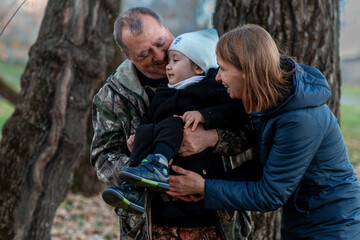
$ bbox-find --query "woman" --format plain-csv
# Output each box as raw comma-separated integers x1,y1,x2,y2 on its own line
167,24,360,239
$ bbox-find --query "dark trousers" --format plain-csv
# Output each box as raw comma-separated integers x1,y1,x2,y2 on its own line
129,117,184,166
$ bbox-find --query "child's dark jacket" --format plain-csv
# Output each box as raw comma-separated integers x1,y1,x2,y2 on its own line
142,68,246,130
132,68,248,175
132,68,249,228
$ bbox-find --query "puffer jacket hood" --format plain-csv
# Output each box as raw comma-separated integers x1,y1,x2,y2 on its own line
251,59,332,117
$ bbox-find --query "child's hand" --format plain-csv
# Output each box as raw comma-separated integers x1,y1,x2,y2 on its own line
127,134,135,152
181,111,205,131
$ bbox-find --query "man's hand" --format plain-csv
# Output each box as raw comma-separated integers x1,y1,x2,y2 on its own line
127,134,135,152
167,165,205,201
180,111,205,131
178,124,218,157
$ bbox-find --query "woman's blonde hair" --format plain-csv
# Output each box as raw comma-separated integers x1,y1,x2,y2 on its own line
216,24,291,113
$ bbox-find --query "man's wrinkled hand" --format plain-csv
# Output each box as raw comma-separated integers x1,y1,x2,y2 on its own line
167,165,205,199
178,124,218,157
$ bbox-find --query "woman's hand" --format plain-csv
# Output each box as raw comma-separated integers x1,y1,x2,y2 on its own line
167,165,205,201
178,124,218,157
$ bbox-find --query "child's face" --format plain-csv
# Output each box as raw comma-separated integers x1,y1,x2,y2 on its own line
166,50,198,85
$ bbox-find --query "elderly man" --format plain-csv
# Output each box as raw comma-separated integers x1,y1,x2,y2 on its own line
90,7,253,240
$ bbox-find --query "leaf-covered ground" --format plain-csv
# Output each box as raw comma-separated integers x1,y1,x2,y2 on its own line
51,167,360,240
52,193,120,240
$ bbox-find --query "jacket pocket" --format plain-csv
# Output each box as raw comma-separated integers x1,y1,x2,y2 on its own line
293,186,310,214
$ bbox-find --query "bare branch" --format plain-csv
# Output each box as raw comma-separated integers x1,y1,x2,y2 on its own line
0,76,18,104
0,0,27,37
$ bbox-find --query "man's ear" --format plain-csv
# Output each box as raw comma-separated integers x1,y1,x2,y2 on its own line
194,65,205,75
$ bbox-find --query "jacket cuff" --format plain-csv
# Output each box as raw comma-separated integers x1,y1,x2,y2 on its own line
198,109,212,130
204,179,216,209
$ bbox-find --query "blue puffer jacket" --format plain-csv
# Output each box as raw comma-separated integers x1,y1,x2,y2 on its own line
205,60,360,239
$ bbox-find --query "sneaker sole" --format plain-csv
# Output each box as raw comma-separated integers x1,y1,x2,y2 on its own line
102,188,144,214
119,171,170,192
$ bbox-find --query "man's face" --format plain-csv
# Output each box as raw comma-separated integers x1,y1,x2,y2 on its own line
122,15,174,80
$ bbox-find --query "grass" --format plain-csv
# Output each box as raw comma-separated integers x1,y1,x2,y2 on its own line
0,61,23,91
0,61,24,138
340,86,360,169
0,99,14,137
341,86,360,96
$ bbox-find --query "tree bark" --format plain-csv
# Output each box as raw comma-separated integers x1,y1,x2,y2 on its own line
70,3,123,197
0,76,18,105
0,0,119,239
214,0,341,120
213,0,341,239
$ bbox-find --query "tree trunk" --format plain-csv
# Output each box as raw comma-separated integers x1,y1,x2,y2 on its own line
70,5,123,197
213,0,341,239
0,0,119,239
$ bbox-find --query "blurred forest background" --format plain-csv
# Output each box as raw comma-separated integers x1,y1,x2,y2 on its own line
0,0,359,239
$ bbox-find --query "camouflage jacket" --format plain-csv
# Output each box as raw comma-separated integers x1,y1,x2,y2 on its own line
90,59,253,239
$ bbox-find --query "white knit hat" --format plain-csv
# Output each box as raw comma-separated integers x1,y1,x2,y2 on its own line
168,28,219,75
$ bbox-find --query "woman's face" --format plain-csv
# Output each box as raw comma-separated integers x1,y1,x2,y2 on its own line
215,56,245,99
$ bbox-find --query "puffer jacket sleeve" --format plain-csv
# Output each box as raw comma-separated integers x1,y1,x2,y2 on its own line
90,80,132,186
205,110,322,212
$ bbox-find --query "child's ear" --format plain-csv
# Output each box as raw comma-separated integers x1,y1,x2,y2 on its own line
194,65,205,75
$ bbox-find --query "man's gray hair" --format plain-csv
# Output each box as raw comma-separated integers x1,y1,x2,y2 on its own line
113,7,166,54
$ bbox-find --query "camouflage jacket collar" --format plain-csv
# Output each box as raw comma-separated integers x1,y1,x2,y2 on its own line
108,59,150,107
